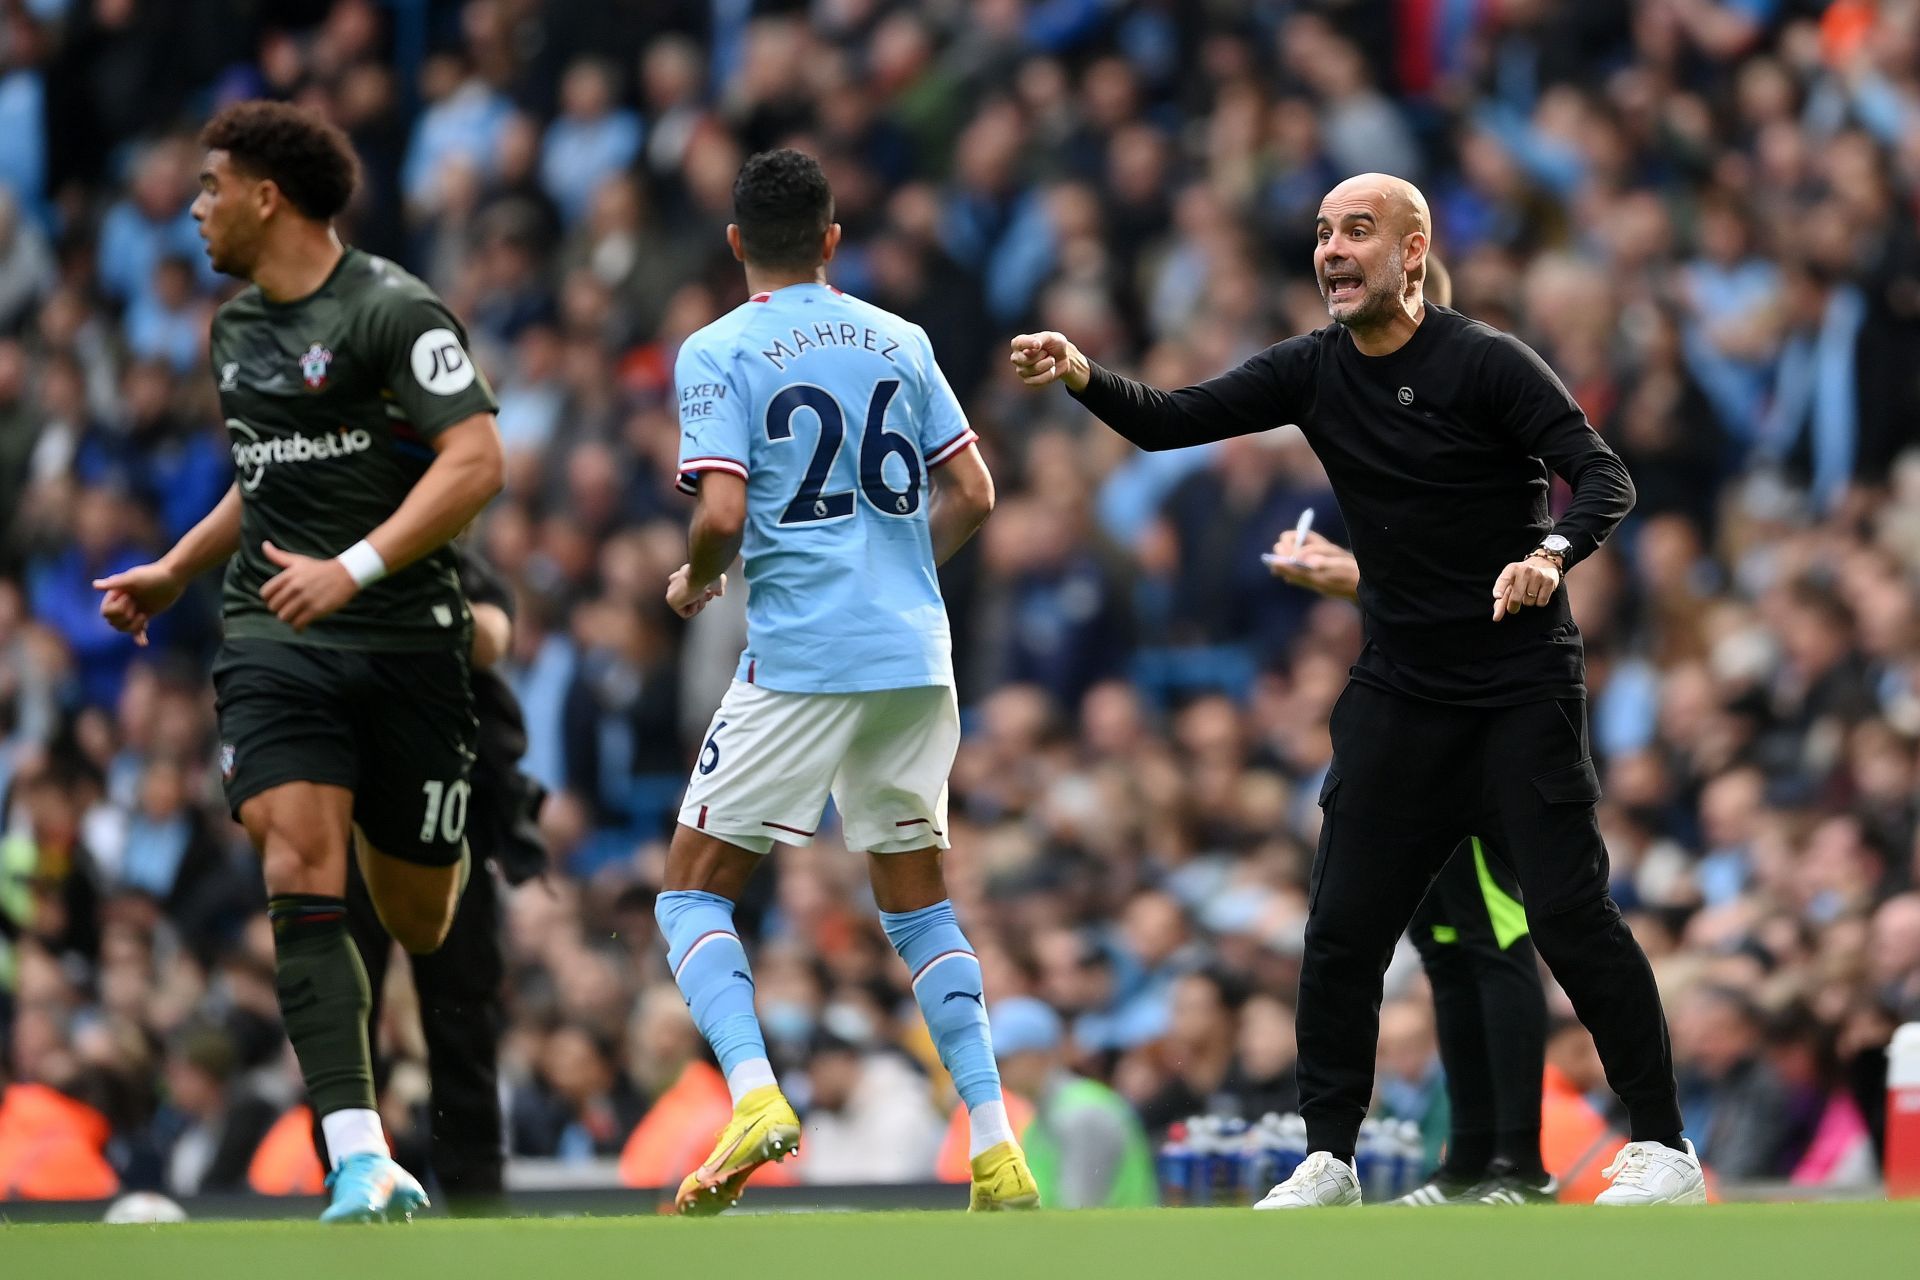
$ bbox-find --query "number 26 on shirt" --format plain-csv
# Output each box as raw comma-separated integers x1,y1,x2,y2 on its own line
765,380,921,524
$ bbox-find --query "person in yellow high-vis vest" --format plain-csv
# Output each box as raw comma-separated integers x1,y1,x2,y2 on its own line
990,998,1157,1208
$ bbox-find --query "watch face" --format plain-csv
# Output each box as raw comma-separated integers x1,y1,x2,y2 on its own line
1541,535,1571,554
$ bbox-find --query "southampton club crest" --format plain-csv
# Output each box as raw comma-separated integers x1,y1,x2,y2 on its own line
299,341,334,390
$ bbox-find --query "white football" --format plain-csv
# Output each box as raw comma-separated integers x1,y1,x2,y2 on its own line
103,1192,189,1224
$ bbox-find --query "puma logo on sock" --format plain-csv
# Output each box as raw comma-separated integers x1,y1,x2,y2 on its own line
944,990,984,1005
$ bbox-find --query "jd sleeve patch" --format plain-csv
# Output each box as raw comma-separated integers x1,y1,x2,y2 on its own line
410,327,477,395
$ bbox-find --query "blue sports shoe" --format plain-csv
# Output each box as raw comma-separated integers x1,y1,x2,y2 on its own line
320,1153,430,1223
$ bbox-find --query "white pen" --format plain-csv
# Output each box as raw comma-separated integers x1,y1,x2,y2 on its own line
1262,506,1315,568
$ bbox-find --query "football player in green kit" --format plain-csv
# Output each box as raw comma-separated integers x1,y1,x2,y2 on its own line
96,101,504,1222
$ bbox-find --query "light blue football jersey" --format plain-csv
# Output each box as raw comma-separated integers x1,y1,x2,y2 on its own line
675,283,978,694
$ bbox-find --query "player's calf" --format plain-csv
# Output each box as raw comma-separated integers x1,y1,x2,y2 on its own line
656,842,777,1101
242,786,391,1194
656,834,801,1214
657,886,775,1091
872,856,1017,1173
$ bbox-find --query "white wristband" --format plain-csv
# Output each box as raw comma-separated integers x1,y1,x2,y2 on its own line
336,539,388,587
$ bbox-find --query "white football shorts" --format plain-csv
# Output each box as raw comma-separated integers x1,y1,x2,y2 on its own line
677,680,959,855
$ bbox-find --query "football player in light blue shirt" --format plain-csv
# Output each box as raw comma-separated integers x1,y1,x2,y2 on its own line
671,252,976,693
655,149,1035,1214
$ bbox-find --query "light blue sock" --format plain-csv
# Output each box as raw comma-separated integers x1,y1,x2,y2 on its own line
656,890,774,1100
880,900,1002,1109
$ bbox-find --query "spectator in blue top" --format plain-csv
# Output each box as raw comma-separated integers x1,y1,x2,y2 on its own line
26,485,148,710
402,51,514,211
123,257,210,375
940,102,1056,325
1680,193,1783,445
94,143,208,307
540,58,641,227
0,39,47,231
979,490,1130,713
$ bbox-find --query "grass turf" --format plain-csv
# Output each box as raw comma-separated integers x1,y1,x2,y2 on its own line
4,1203,1919,1280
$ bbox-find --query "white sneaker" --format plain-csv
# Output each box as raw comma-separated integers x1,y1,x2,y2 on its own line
1253,1151,1362,1209
1593,1139,1707,1205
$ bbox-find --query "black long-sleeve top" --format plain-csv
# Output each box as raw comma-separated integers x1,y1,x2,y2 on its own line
1072,305,1636,704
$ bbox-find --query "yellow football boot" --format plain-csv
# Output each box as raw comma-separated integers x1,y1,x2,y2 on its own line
968,1141,1040,1212
673,1085,801,1217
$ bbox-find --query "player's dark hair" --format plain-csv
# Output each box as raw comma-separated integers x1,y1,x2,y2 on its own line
200,100,360,222
732,148,834,270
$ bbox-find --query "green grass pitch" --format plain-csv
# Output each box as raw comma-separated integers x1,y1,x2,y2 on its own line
4,1203,1919,1280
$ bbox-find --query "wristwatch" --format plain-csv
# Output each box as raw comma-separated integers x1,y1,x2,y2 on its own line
1528,534,1571,570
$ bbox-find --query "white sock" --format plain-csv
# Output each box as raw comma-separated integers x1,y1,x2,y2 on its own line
320,1107,386,1169
968,1097,1015,1158
726,1057,778,1105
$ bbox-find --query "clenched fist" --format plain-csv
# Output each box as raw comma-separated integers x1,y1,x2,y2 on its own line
666,563,727,620
1009,332,1092,393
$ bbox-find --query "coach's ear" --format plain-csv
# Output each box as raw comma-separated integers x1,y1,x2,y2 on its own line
1402,228,1428,289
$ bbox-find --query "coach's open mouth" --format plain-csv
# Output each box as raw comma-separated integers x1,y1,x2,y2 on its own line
1323,271,1363,303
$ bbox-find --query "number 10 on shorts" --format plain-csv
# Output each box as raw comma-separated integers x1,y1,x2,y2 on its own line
419,779,471,843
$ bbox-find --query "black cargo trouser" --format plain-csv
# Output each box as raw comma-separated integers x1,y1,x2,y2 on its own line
1299,680,1681,1159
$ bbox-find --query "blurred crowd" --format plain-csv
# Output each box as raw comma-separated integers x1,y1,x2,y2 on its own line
5,0,1920,1203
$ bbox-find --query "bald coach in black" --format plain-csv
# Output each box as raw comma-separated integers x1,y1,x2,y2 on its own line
1011,173,1703,1206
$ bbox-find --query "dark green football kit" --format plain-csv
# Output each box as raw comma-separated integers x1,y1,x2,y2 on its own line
209,247,497,865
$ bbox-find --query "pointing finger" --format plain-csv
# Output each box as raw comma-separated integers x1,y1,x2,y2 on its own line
1491,565,1516,620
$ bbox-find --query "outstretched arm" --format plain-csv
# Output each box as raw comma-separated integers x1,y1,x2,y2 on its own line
1011,331,1310,452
